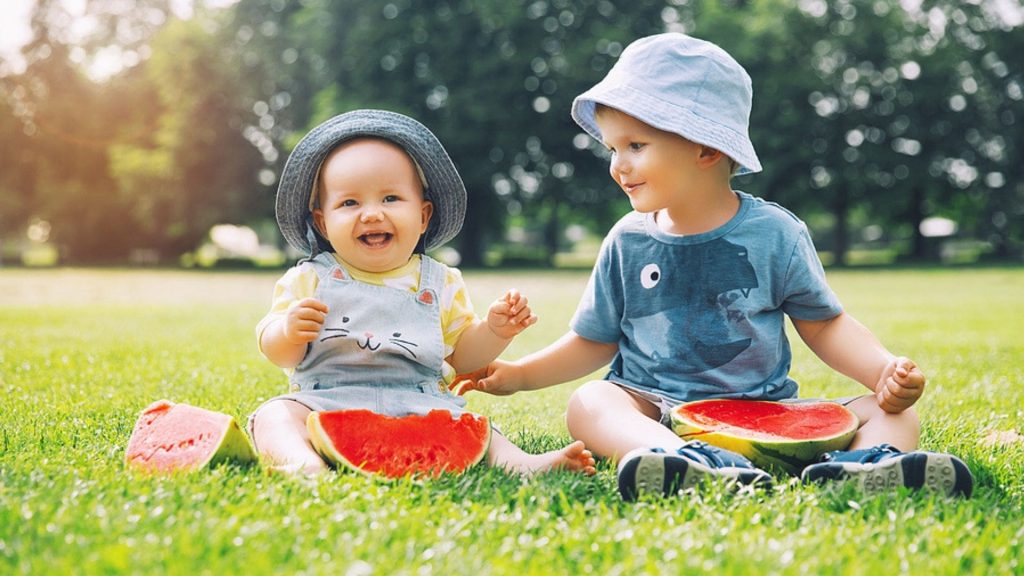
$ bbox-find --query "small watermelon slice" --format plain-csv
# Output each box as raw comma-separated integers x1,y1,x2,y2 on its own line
125,400,257,473
671,399,858,475
307,409,491,479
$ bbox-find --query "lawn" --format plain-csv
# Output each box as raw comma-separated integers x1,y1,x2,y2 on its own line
1,266,1022,575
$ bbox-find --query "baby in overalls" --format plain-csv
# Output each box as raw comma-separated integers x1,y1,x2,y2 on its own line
251,109,596,477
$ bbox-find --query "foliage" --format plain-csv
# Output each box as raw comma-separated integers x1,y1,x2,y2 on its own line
1,267,1022,574
108,15,266,259
0,0,1021,264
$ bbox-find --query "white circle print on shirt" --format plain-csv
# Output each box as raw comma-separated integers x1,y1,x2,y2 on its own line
640,263,662,289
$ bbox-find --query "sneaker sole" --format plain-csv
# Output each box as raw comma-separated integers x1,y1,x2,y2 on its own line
618,451,772,501
803,452,973,498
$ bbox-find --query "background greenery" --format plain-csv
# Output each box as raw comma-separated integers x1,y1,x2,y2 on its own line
1,267,1022,574
2,0,1022,266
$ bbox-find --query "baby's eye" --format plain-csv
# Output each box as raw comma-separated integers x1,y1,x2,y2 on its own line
640,263,661,289
340,199,358,207
629,142,646,152
383,195,400,203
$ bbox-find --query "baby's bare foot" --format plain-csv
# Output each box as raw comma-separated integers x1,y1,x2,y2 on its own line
506,440,597,477
265,458,329,478
555,440,597,476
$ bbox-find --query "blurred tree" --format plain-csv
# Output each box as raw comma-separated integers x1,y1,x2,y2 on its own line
2,0,1020,265
109,15,265,260
0,0,149,262
243,0,667,266
0,84,35,258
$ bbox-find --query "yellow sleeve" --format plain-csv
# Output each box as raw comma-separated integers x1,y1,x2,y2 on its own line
439,266,477,368
255,263,320,355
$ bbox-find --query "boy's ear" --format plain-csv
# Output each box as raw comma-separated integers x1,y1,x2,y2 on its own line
697,145,727,168
420,200,434,234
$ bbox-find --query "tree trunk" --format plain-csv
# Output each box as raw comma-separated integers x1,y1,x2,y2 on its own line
832,187,849,267
542,196,560,268
907,183,927,260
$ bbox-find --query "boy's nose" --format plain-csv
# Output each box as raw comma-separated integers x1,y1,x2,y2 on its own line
610,154,630,177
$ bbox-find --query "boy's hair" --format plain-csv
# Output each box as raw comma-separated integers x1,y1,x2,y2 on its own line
594,102,742,177
572,33,762,176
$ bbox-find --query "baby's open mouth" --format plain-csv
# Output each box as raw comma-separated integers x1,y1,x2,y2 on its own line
360,233,393,247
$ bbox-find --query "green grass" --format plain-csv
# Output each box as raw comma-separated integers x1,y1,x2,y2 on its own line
2,266,1022,575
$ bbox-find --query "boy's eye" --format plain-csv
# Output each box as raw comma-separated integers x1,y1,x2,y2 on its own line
383,194,400,203
629,142,645,152
340,199,358,207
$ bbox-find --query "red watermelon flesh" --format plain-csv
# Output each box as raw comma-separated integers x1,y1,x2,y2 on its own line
307,409,491,479
671,399,859,475
125,400,257,473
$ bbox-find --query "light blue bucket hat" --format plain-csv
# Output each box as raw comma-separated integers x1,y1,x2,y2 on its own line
572,33,762,175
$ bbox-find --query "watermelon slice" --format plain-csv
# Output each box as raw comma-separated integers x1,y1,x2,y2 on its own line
125,400,257,473
307,409,491,479
671,399,858,475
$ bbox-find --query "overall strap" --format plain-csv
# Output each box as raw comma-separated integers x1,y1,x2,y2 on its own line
417,255,447,294
304,251,343,282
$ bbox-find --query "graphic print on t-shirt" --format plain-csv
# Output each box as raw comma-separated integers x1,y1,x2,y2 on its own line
624,237,758,375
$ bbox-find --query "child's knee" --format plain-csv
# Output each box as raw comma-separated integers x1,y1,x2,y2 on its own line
566,380,629,433
567,380,615,412
855,398,920,432
251,400,310,442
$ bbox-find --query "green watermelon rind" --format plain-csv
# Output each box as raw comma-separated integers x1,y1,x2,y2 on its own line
124,400,258,474
670,400,859,476
306,409,491,480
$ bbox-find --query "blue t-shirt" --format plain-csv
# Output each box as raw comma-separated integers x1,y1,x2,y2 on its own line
570,191,843,403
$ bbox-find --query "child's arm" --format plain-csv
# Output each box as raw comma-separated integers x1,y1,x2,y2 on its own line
448,289,537,374
467,331,619,396
259,298,329,368
792,312,925,413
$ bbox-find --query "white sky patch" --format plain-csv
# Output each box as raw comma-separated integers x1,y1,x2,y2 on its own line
0,0,238,78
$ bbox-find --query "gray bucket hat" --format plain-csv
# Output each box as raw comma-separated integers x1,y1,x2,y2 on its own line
276,109,466,254
572,33,762,175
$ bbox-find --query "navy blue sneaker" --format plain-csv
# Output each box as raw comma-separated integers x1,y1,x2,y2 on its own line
617,441,773,501
801,444,973,498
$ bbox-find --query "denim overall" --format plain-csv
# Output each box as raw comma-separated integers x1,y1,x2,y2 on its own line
271,252,467,417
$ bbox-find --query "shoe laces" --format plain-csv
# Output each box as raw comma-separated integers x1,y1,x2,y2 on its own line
821,443,901,464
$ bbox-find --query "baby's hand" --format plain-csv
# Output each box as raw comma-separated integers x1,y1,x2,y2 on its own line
875,357,925,413
451,360,523,396
486,289,538,340
283,297,329,345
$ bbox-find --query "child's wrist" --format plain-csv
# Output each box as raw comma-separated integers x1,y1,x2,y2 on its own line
486,322,515,341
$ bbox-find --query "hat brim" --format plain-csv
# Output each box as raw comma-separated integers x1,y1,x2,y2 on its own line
572,85,762,176
276,109,466,254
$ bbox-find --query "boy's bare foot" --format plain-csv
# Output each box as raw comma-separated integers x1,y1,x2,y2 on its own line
502,440,598,477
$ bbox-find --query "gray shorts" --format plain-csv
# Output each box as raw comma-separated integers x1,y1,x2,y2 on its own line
615,383,867,428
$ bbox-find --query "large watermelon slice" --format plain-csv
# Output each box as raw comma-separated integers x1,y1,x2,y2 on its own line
307,409,491,479
125,400,257,473
671,399,858,475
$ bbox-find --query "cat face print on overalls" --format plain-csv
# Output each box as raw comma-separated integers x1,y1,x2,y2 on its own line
291,254,445,391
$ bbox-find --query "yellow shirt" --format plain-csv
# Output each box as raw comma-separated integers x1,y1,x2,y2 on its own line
257,254,476,385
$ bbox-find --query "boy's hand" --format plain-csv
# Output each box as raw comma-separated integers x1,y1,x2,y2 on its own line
875,357,925,413
450,360,524,396
486,289,538,340
283,297,329,345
